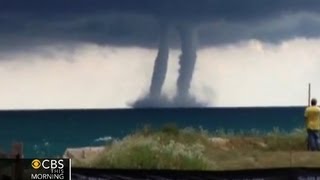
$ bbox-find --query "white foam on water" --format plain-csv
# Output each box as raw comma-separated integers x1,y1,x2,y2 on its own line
94,136,113,142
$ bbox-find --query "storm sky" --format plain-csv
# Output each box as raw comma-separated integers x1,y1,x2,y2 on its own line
1,0,320,109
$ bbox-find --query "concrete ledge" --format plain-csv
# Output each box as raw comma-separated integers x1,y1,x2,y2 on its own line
63,146,105,160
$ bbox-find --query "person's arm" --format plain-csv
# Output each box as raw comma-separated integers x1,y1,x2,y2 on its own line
304,109,308,123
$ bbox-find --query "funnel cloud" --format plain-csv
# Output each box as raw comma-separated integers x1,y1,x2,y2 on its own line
132,22,207,108
176,23,198,100
131,22,172,107
149,22,170,99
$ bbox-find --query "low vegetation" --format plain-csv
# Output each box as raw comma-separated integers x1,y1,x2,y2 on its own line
73,124,320,170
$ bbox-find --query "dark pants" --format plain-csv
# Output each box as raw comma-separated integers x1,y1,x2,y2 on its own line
307,129,320,151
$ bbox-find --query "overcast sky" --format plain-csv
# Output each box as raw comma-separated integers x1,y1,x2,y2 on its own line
1,0,320,109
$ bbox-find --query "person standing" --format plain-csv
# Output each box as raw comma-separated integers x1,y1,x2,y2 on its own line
304,98,320,151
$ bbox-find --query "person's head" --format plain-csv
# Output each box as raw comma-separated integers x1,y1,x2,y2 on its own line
311,98,317,106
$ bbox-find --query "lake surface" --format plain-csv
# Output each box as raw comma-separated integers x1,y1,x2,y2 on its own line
0,107,306,157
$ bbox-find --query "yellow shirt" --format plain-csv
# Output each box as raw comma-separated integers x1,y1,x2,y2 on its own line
304,106,320,130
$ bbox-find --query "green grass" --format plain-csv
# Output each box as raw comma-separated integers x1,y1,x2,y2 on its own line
73,124,319,170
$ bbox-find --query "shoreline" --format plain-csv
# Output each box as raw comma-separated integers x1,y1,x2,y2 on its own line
67,126,319,170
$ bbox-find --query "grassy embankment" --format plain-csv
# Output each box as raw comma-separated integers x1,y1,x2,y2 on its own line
73,124,320,170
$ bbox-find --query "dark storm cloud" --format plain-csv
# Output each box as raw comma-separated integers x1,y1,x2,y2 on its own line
2,0,320,20
1,0,320,49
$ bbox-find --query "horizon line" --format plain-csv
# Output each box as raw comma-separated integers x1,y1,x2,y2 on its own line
0,105,307,112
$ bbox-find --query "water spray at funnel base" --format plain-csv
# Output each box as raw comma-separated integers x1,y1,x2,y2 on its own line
131,23,207,108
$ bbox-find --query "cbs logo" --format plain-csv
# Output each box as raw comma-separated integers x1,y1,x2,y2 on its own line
31,159,64,170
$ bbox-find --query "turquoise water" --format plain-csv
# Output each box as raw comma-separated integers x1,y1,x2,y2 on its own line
0,107,305,158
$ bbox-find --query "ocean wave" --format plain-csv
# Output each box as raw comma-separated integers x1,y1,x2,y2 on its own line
94,136,113,142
